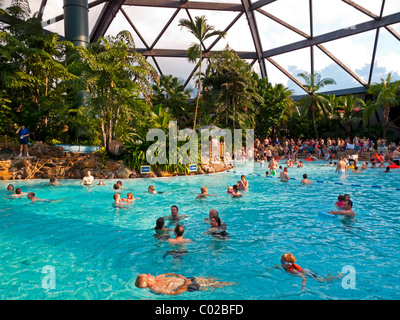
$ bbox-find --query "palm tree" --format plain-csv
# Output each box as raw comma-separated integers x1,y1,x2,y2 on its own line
363,73,399,139
336,95,365,136
178,15,225,130
297,72,336,138
152,74,192,126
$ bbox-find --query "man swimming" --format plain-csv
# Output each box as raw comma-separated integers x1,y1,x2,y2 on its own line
168,224,192,245
300,173,311,185
164,205,188,221
135,273,234,295
267,253,342,291
10,188,27,198
328,199,355,218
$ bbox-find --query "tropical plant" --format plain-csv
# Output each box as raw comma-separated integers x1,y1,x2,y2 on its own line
253,73,293,139
336,94,365,136
68,30,159,150
152,74,192,127
202,46,261,130
363,73,400,139
178,15,226,130
296,72,336,138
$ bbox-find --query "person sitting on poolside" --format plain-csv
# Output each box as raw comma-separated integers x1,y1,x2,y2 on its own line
121,192,140,203
196,186,218,199
328,200,355,218
164,205,188,222
300,173,311,185
231,185,242,198
11,187,27,198
135,273,234,295
80,170,94,185
168,224,192,245
280,167,289,182
266,253,342,291
237,175,249,191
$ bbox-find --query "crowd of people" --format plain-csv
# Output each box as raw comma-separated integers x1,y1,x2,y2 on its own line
253,136,400,162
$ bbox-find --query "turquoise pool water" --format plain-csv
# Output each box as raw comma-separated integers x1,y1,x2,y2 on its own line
1,161,399,300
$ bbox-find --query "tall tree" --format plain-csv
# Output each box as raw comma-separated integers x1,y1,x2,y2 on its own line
178,15,225,130
68,30,158,149
202,46,261,129
253,74,293,139
336,94,365,136
363,73,400,139
296,72,336,138
152,74,192,127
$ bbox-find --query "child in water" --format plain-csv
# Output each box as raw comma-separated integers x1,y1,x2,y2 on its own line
267,253,342,290
335,195,345,208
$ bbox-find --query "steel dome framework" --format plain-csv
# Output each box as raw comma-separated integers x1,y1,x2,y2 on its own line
35,0,400,95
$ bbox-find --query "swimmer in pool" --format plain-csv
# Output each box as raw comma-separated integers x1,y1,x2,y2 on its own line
168,224,192,245
164,205,188,222
7,184,14,192
237,175,249,191
27,192,64,204
203,209,227,227
280,167,289,182
205,216,229,239
335,157,347,174
231,185,242,198
267,253,342,291
196,186,218,199
300,173,311,185
80,170,94,185
227,186,234,194
11,188,27,198
121,192,140,202
328,200,355,218
335,194,345,208
45,177,60,186
153,217,173,240
97,180,105,185
113,193,128,207
135,273,234,295
352,166,360,173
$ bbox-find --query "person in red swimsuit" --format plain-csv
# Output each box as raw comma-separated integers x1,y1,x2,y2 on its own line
267,253,342,290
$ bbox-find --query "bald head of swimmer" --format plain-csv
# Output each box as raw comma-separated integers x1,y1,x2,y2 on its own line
209,209,218,219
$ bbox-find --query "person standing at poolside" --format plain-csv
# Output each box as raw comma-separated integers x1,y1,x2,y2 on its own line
328,200,355,217
16,125,30,157
80,170,94,185
280,167,289,182
335,157,347,174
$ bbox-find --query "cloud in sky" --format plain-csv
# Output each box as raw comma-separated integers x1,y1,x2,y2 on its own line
3,0,400,91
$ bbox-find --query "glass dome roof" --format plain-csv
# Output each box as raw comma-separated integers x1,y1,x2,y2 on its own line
3,0,400,96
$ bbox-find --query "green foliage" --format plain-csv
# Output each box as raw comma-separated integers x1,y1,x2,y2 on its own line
202,46,262,130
